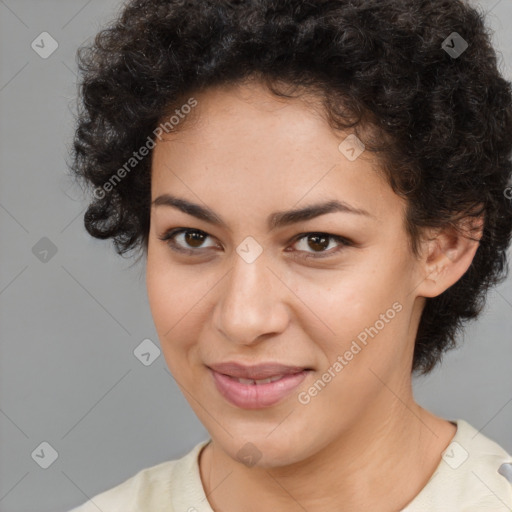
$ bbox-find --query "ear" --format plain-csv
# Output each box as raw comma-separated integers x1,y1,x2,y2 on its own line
415,214,484,299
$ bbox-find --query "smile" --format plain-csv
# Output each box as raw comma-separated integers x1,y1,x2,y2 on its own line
209,368,311,409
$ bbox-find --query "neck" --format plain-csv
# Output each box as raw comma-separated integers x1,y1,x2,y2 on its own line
199,388,456,512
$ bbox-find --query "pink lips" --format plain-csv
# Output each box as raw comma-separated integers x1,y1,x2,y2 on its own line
208,361,311,409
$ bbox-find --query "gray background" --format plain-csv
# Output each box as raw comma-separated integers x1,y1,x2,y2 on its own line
0,0,510,511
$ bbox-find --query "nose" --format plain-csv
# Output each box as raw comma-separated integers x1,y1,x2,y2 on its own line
212,251,290,346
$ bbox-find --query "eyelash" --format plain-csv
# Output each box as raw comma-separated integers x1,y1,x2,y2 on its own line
157,228,353,260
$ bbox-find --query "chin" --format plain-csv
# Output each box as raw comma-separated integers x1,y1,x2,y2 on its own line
212,427,313,469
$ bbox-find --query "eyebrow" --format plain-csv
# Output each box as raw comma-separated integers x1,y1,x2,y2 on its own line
151,193,373,231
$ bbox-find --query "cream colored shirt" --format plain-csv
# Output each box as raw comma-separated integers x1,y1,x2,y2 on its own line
69,419,512,511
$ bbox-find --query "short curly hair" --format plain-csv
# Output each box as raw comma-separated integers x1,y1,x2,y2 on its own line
69,0,512,375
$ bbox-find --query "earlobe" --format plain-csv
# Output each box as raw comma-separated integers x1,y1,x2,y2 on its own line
415,215,484,298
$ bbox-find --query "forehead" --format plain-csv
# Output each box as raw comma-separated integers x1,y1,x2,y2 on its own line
150,81,403,226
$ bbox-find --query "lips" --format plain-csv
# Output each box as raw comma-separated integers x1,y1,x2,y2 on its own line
207,361,310,380
209,366,311,409
206,361,314,408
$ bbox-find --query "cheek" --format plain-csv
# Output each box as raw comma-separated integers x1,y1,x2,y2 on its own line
299,261,409,365
146,251,186,345
146,245,197,323
296,267,389,327
146,251,212,364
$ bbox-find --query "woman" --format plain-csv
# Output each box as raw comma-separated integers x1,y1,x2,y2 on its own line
68,0,512,510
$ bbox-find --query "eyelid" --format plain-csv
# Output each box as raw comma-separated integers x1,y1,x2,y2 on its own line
158,227,353,259
158,227,220,254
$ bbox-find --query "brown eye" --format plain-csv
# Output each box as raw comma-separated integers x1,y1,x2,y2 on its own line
158,228,218,254
304,234,330,252
290,232,352,259
183,230,207,248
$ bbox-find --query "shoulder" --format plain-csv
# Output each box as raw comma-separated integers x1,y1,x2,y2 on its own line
404,419,512,511
68,439,211,512
452,419,512,510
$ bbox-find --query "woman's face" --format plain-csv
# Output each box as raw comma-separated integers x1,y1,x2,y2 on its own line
146,80,429,467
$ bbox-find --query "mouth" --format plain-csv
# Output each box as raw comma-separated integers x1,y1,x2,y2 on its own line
207,364,313,409
225,374,291,385
207,361,314,380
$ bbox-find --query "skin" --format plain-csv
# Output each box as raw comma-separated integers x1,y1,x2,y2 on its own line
145,77,482,512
